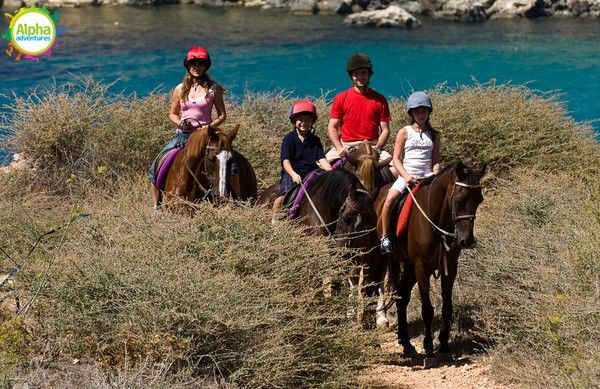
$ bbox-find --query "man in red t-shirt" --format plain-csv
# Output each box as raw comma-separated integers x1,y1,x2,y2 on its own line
326,53,394,171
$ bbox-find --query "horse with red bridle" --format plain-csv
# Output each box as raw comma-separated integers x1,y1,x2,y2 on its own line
161,125,257,207
374,161,485,357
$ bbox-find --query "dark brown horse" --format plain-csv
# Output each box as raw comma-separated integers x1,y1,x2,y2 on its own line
374,162,485,357
259,169,390,326
164,125,257,206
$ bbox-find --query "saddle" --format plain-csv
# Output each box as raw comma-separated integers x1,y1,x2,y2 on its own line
390,174,438,237
154,147,183,191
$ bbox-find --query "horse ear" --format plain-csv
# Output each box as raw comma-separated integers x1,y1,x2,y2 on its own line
208,124,218,140
455,161,469,180
364,140,372,155
377,156,392,168
476,163,487,179
227,124,240,143
347,181,358,201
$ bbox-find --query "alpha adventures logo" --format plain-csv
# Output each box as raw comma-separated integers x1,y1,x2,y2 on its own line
2,5,61,61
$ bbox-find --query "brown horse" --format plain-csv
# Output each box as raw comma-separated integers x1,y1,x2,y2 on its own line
374,161,485,357
344,140,393,199
164,125,257,206
259,169,390,326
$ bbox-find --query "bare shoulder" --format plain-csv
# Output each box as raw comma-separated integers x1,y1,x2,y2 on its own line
396,126,409,139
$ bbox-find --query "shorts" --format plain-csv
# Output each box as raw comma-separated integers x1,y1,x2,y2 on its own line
325,140,392,164
390,171,434,193
277,173,294,197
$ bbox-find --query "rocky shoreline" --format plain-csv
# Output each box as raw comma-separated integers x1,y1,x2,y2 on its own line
1,0,599,25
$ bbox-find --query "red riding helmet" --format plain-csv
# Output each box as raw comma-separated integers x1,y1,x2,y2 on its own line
289,100,318,123
183,46,212,70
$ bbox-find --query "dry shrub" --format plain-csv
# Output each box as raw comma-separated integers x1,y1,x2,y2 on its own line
1,76,172,193
0,177,379,387
429,83,599,178
456,169,599,387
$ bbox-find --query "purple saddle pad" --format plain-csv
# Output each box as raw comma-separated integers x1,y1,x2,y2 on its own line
156,148,183,190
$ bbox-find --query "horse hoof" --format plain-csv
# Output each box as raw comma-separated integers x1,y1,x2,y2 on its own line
376,316,389,330
423,356,438,369
402,345,417,358
437,352,453,362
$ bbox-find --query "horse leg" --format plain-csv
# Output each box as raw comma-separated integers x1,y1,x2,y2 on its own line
396,264,417,356
416,268,435,357
439,258,458,354
375,286,389,329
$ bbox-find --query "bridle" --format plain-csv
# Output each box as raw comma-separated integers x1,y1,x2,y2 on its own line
449,181,482,224
185,138,231,202
407,178,482,240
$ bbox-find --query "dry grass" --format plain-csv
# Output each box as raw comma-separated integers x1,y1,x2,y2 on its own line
0,176,379,387
457,170,599,387
1,77,599,387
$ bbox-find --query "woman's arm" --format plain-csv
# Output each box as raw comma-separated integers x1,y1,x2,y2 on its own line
169,85,182,126
209,86,226,128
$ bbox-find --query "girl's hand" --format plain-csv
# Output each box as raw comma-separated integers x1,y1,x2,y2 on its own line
292,174,302,185
404,176,414,185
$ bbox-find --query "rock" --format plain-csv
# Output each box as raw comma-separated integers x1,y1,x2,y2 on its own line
487,0,547,17
344,4,422,26
0,153,28,175
434,0,490,20
289,0,318,13
316,0,350,13
400,0,426,14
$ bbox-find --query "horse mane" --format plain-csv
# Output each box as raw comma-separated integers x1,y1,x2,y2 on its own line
357,158,376,195
185,128,230,160
309,169,370,208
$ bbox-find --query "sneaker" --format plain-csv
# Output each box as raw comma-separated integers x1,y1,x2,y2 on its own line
380,235,392,254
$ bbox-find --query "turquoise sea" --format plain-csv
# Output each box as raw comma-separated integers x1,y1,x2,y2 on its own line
1,6,599,163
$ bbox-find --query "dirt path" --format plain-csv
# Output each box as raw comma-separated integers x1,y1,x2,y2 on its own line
360,331,512,389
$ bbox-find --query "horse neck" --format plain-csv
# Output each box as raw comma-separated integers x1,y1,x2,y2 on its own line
418,169,455,231
185,131,211,162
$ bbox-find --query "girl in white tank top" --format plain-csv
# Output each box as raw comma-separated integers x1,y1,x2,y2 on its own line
379,91,441,253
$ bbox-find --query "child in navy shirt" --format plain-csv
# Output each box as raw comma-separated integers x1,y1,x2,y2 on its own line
272,100,333,219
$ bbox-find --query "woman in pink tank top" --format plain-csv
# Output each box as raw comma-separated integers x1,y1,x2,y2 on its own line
149,46,227,210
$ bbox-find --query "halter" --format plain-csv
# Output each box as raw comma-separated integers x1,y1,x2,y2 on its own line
449,181,482,223
185,140,230,202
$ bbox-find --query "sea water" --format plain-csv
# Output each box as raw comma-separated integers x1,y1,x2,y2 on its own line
1,6,599,163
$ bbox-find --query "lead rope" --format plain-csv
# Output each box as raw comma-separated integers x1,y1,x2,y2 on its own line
299,181,333,235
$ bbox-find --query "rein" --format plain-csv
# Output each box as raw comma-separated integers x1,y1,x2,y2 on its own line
406,177,481,278
185,143,226,201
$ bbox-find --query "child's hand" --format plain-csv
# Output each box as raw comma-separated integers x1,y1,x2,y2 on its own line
404,176,414,185
292,173,302,184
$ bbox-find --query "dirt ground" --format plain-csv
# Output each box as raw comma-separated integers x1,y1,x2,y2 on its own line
360,330,513,389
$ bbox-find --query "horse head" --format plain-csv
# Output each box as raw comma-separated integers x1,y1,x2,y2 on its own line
185,124,240,203
346,141,392,198
334,178,378,250
449,162,486,248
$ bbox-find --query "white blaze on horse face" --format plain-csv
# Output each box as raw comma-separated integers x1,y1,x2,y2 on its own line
216,150,232,198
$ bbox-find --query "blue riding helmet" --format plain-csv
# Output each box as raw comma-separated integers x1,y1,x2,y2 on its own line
406,91,433,113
